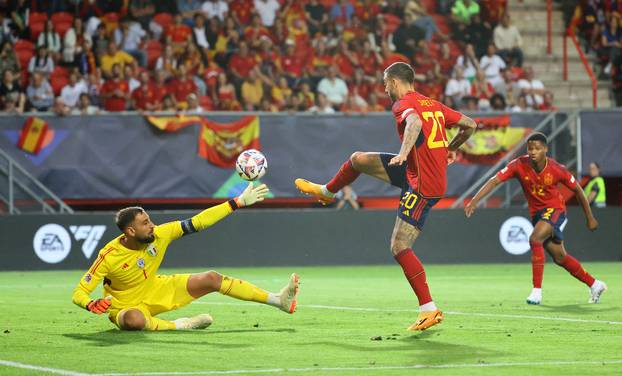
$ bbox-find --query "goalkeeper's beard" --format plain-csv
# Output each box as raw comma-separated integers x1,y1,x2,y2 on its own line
136,234,155,244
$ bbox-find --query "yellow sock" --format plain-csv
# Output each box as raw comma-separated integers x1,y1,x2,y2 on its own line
144,316,177,331
219,275,270,304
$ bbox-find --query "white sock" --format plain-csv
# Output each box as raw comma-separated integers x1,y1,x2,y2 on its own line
267,293,280,307
531,288,542,294
419,301,437,312
320,185,335,197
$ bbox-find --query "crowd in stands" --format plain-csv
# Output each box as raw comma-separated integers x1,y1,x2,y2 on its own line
0,0,556,115
566,0,622,106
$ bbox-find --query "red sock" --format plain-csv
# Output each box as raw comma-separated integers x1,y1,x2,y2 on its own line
558,254,595,287
530,240,545,288
394,249,432,305
325,160,360,193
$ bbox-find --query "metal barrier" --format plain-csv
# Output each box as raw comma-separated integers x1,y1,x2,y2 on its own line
563,22,598,108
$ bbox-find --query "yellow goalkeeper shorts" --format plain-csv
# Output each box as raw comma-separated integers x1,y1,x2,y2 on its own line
108,274,195,327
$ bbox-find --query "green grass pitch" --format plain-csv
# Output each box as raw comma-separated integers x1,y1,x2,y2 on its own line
1,263,621,375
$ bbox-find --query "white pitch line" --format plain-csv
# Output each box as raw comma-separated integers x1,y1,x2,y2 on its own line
99,360,622,375
196,301,622,325
0,360,91,376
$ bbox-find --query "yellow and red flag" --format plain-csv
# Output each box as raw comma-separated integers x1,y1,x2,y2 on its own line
198,116,261,168
447,115,531,165
17,117,50,154
145,115,204,132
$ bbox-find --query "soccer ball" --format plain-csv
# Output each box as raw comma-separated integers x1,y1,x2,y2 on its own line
235,149,268,181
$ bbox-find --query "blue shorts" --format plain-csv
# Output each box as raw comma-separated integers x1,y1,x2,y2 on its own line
380,153,439,230
532,208,567,242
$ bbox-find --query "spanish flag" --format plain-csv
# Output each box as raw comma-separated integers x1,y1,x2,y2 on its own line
17,117,49,154
145,115,204,132
198,116,261,168
446,116,531,165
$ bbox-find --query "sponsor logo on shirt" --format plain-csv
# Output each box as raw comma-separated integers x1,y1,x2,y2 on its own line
137,258,145,269
84,273,92,283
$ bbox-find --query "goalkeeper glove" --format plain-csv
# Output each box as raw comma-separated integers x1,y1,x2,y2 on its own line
235,182,270,207
86,296,112,314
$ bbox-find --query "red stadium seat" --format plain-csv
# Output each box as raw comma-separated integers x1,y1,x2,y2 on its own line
51,66,69,78
51,12,73,25
15,39,35,53
16,49,34,69
55,21,73,38
30,21,45,41
50,75,69,96
153,13,173,30
383,14,402,34
29,12,48,24
432,15,451,35
199,95,213,109
144,40,163,69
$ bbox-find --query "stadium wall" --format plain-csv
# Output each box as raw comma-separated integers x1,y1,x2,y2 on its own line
1,207,620,271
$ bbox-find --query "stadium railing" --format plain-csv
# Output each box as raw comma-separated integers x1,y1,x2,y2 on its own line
563,21,597,108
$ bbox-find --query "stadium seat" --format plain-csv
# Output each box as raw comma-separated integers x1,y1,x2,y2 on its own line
51,12,73,25
144,40,163,69
54,21,73,38
50,75,69,96
29,12,48,24
153,13,173,30
199,95,213,109
30,21,45,41
432,15,451,35
383,14,402,34
51,66,69,79
16,49,34,69
15,39,35,53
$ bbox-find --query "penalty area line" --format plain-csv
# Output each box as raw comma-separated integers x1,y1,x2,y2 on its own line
99,360,622,375
0,359,92,376
196,301,622,325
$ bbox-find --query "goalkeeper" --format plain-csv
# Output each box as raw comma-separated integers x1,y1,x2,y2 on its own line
72,183,299,331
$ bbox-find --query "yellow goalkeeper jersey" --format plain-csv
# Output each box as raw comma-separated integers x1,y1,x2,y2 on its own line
72,201,235,310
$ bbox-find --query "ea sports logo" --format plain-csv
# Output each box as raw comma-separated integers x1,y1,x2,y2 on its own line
499,216,534,255
33,224,72,264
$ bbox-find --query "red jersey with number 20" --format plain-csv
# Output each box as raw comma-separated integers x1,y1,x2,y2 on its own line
497,156,578,216
392,91,463,197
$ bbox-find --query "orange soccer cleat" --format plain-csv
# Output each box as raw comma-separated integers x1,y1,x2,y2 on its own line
407,309,444,331
294,178,334,205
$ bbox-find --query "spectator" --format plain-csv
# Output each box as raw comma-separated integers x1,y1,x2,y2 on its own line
463,13,492,58
37,19,61,62
216,72,241,110
600,15,622,75
259,97,278,112
451,0,480,31
297,81,315,109
129,0,156,30
335,185,360,210
585,162,607,208
0,13,12,45
331,0,355,28
60,71,88,109
155,44,179,79
367,92,386,111
489,93,507,111
152,69,169,105
100,41,136,79
177,0,203,22
271,76,292,110
254,0,280,27
168,64,198,106
26,72,54,111
511,94,529,112
406,0,446,41
100,63,130,111
393,12,426,58
87,71,103,106
9,0,30,39
445,66,471,107
202,0,229,21
480,44,506,87
340,92,368,113
517,66,545,108
349,68,371,101
229,41,258,89
160,93,178,112
455,43,479,81
0,41,20,74
470,69,494,109
63,18,92,65
124,65,140,93
91,22,109,59
317,65,348,107
192,13,210,55
71,92,101,114
241,67,264,110
166,13,193,51
185,93,204,112
279,40,304,85
612,55,622,106
493,68,517,106
308,92,336,113
305,0,328,37
28,47,55,77
537,91,557,111
114,18,147,67
229,0,254,26
494,13,523,67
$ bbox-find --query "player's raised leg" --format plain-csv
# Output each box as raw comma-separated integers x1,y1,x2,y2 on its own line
390,217,443,331
526,221,552,305
295,152,391,204
544,240,607,303
187,270,299,313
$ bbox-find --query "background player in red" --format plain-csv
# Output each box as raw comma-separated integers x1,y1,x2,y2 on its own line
465,132,607,305
295,62,477,331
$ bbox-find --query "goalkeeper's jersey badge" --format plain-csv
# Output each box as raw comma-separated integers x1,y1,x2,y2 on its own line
137,258,145,269
147,245,157,257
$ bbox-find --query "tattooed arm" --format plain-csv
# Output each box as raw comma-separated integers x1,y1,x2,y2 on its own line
389,113,423,166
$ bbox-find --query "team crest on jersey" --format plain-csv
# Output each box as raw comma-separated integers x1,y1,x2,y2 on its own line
147,245,157,257
137,258,145,269
544,173,553,185
84,273,92,283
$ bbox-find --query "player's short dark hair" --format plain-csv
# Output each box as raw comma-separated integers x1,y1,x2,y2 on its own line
384,62,415,84
527,132,548,146
115,206,145,232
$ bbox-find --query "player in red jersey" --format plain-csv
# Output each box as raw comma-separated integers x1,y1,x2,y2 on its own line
295,62,477,331
465,132,607,305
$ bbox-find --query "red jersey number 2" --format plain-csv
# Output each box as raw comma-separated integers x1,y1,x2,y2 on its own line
422,111,449,149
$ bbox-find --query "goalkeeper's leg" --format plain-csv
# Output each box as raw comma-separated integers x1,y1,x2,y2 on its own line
187,271,299,314
117,308,177,331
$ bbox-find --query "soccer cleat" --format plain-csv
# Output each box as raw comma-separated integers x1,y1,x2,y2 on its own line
294,178,334,205
278,273,300,314
526,288,542,305
407,309,444,331
588,280,607,304
173,313,213,330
